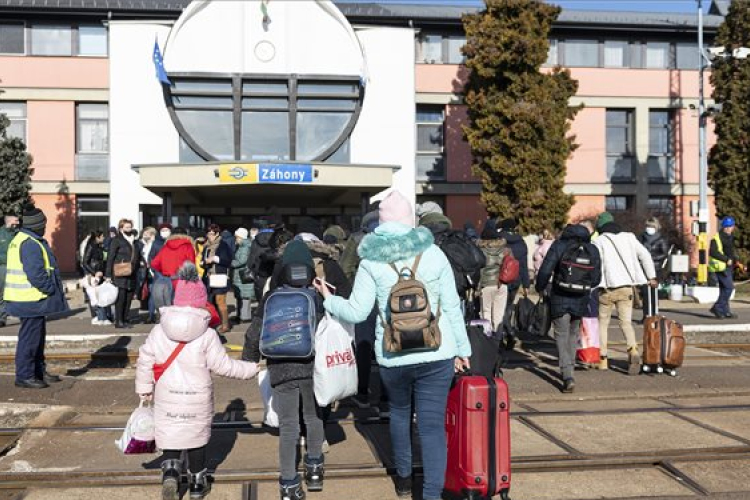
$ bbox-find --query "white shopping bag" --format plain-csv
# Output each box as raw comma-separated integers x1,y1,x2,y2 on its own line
96,282,118,308
258,369,279,428
313,313,358,406
115,401,156,454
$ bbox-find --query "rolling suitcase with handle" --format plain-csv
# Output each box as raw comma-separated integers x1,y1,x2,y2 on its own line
642,286,686,376
445,374,511,500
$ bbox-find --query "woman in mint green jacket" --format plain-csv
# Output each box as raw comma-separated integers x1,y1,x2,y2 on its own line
315,191,470,500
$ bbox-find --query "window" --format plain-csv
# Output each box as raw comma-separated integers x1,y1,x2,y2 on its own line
77,197,110,243
0,22,24,54
416,106,445,181
648,110,674,183
645,42,670,69
78,25,107,56
170,76,362,162
30,24,72,56
546,39,558,66
446,36,466,64
648,196,675,215
606,109,635,182
563,40,599,67
604,41,628,68
76,104,109,180
419,35,443,63
606,196,633,212
0,102,27,141
676,42,699,70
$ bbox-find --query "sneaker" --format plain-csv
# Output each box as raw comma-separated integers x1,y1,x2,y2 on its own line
709,307,725,320
304,455,324,492
393,475,412,497
161,459,183,500
562,379,575,393
321,440,330,454
377,401,390,419
188,468,212,499
91,318,101,325
100,320,113,326
279,477,305,500
598,357,609,371
628,347,641,376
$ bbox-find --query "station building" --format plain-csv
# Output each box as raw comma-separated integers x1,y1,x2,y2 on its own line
0,0,729,272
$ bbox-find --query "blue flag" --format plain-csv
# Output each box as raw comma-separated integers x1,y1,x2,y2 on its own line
152,38,171,85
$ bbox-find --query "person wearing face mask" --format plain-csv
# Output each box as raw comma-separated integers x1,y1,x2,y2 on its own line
106,219,142,329
639,218,669,319
5,207,69,388
202,224,233,334
146,224,172,323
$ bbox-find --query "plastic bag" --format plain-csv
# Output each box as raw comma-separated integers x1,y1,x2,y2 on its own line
577,317,601,364
258,369,279,428
115,401,156,454
313,313,358,406
96,282,118,308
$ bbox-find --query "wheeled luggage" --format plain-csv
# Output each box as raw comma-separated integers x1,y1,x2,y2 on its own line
642,287,685,376
445,375,511,500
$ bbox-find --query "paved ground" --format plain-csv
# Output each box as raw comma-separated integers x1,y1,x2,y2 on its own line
2,292,750,499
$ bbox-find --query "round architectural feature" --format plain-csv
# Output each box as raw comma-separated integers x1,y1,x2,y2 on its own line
255,40,276,63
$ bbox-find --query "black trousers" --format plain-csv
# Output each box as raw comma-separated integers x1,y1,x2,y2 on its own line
162,446,207,472
16,316,46,382
115,288,133,324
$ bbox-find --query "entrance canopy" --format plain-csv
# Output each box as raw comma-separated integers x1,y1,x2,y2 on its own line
133,161,399,209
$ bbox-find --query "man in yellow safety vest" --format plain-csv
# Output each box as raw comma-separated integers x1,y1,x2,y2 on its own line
4,207,68,389
709,216,743,320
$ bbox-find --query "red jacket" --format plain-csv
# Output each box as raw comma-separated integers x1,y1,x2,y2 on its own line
151,237,197,286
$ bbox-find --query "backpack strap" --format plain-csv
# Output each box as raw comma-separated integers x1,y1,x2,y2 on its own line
411,253,423,276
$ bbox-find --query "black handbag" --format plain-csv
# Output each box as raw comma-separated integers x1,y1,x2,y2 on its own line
239,265,255,284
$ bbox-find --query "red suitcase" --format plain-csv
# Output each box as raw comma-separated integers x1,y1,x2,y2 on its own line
445,375,511,500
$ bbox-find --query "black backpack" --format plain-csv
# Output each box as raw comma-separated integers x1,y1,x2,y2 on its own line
435,230,487,295
554,242,598,295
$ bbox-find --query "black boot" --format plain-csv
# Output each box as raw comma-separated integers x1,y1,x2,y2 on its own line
304,455,324,492
279,476,305,500
189,468,211,499
393,475,412,497
161,459,183,500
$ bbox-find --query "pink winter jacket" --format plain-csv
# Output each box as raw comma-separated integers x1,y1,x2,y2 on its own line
136,306,258,450
533,239,554,274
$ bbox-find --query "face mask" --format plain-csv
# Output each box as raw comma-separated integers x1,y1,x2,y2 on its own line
645,227,656,235
125,230,135,236
160,230,171,239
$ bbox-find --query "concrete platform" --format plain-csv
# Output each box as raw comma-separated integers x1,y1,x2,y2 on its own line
679,410,750,443
21,484,243,500
512,468,695,499
521,398,673,413
524,412,745,455
674,459,750,494
511,420,569,458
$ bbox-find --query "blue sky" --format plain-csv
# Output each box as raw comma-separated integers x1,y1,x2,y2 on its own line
350,0,707,13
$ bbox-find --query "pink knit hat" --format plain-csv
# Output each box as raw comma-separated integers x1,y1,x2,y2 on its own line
379,190,414,228
174,280,207,308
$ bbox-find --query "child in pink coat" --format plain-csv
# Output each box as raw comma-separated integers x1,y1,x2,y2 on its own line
136,263,258,500
533,230,556,277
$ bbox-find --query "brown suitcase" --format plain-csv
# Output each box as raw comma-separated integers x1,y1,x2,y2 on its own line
642,288,686,375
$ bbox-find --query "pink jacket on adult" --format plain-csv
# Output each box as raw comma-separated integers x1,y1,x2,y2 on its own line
533,239,555,274
136,306,258,450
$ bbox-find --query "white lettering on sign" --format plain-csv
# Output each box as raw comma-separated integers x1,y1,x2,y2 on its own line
259,166,311,183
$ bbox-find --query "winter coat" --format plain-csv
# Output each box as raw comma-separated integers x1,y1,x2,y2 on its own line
271,240,352,300
0,226,18,267
231,238,254,299
201,238,233,295
533,239,554,275
136,306,258,450
221,230,236,256
497,231,530,289
148,237,166,265
477,239,508,289
339,211,380,282
640,231,669,271
151,236,197,287
106,233,141,290
535,225,601,319
82,241,106,276
248,230,277,298
323,222,471,368
420,212,452,240
5,229,70,318
594,226,656,289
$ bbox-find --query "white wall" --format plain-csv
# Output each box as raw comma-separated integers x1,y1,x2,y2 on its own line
109,22,177,226
350,27,416,207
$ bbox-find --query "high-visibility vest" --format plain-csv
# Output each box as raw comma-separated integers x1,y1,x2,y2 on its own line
4,233,52,302
708,233,728,273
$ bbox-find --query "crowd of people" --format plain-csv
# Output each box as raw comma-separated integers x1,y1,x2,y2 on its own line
0,194,743,500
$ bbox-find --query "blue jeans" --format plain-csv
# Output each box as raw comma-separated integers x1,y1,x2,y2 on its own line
95,306,112,322
16,316,46,382
379,358,454,500
713,270,734,316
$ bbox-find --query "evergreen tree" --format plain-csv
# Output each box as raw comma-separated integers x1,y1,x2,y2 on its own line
462,0,580,234
709,0,750,258
0,113,33,216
